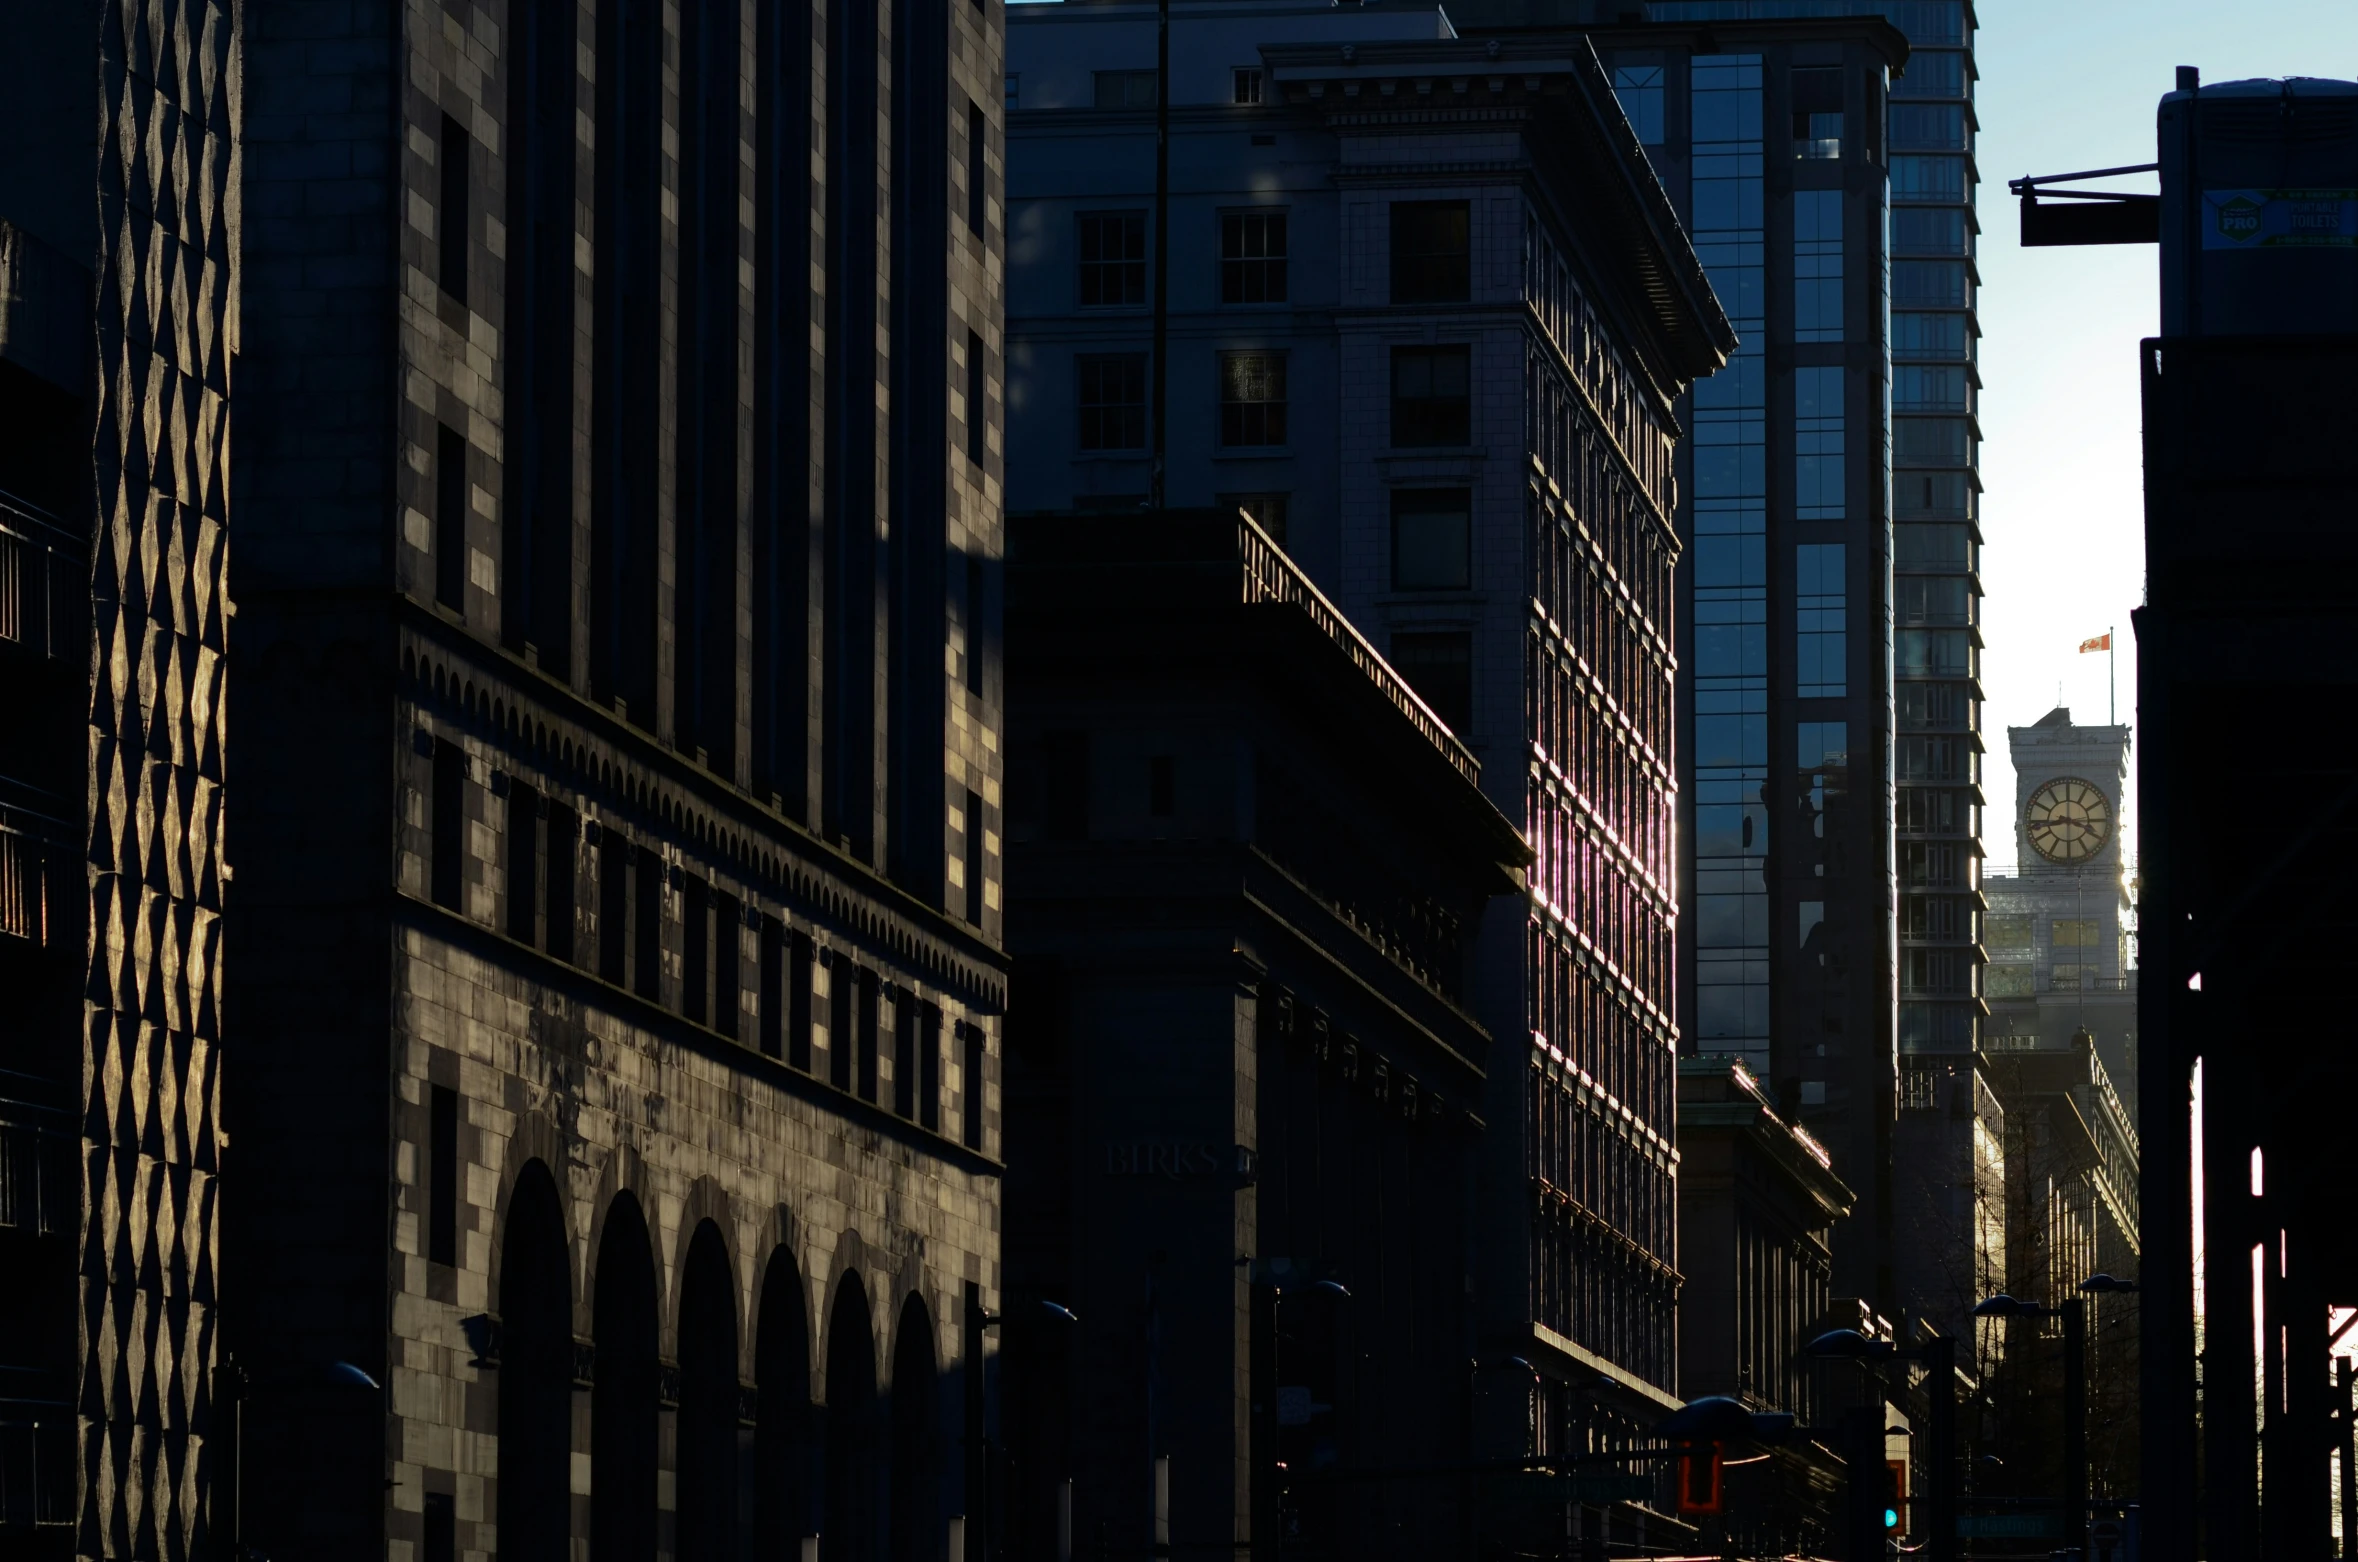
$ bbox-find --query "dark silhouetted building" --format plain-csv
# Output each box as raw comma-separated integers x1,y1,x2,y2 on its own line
3,1,227,1551
1002,508,1529,1562
1004,14,1732,1513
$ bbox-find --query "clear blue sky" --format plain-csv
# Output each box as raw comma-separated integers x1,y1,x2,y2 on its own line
1973,0,2357,872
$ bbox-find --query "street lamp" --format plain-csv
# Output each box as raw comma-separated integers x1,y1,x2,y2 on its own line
1974,1292,2088,1562
225,1358,383,1560
1804,1329,1958,1562
2079,1273,2141,1295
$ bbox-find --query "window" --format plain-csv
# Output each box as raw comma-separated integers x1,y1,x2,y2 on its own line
962,1024,986,1149
966,102,987,236
894,994,919,1119
1389,631,1473,734
2052,918,2101,948
1893,312,1968,360
1898,787,1968,834
1897,574,1969,623
1076,353,1147,450
1893,260,1968,309
440,112,470,302
1894,364,1968,412
1391,488,1471,591
1797,720,1848,774
429,1083,459,1267
1893,207,1967,254
1985,914,2032,951
598,826,628,982
2050,963,2088,990
1794,366,1844,518
506,778,540,944
436,423,468,610
966,331,987,465
1891,103,1966,150
1794,543,1845,697
634,846,662,1001
1793,190,1842,342
1093,70,1157,109
1221,212,1287,304
1040,730,1090,841
424,1492,456,1562
1897,683,1966,731
431,737,464,910
1892,155,1966,202
1390,201,1471,303
964,788,985,925
1078,213,1147,306
759,917,785,1058
788,930,814,1072
1900,841,1962,888
1898,734,1969,782
1148,756,1175,817
1390,345,1471,446
1004,73,1020,111
682,874,709,1023
829,955,855,1090
857,970,881,1102
1791,67,1842,159
1612,62,1664,144
920,1002,943,1133
1897,628,1973,676
1233,68,1263,105
1896,470,1972,517
1897,523,1973,568
1893,50,1965,99
1895,418,1971,464
545,801,576,962
1986,964,2034,998
1220,492,1290,545
1219,351,1287,446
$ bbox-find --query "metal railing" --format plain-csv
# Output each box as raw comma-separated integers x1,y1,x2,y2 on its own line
1236,515,1482,785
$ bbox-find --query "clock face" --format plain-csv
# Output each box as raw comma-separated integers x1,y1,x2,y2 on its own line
2026,777,2113,864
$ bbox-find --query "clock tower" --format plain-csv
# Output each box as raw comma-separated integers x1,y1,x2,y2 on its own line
1982,707,2137,1102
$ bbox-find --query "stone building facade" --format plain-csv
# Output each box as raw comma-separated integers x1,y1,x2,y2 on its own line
0,1,1020,1560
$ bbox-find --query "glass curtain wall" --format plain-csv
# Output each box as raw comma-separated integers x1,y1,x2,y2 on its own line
1685,54,1770,1078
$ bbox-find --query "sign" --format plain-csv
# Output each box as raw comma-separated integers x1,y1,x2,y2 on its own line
2203,188,2358,249
1103,1141,1257,1183
1957,1513,2061,1539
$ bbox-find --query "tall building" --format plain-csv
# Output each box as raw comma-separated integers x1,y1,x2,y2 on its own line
1003,1,1733,1513
3,3,233,1552
1000,508,1528,1562
1452,0,1987,1330
11,0,1014,1554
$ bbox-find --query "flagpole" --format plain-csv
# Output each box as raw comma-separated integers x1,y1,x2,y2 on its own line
2109,624,2116,726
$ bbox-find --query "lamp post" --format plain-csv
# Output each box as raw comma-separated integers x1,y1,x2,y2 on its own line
223,1357,383,1560
1976,1278,2138,1562
1805,1328,1957,1562
1463,1354,1537,1561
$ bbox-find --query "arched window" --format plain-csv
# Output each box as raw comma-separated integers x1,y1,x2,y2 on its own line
591,1193,658,1561
677,1220,739,1559
823,1274,878,1562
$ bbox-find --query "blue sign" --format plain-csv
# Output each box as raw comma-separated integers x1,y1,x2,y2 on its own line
2203,189,2358,249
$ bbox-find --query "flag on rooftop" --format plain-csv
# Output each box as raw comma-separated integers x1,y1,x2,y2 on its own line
2079,633,2112,653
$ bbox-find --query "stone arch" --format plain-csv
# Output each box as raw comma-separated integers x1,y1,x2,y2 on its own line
676,1219,739,1561
667,1175,738,1352
823,1270,880,1562
485,1107,574,1315
495,1158,572,1562
888,1291,940,1562
590,1189,659,1562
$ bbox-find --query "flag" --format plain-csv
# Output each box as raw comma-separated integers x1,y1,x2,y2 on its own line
2079,633,2111,653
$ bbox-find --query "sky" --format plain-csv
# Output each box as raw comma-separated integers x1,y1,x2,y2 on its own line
1971,0,2358,873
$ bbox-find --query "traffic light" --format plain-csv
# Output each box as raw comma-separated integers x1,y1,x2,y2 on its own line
1884,1460,1907,1533
1676,1442,1724,1516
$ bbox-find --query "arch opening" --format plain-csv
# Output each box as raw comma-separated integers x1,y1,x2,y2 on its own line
823,1274,879,1562
889,1293,940,1562
496,1159,573,1562
677,1219,740,1561
756,1246,815,1555
591,1192,659,1562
